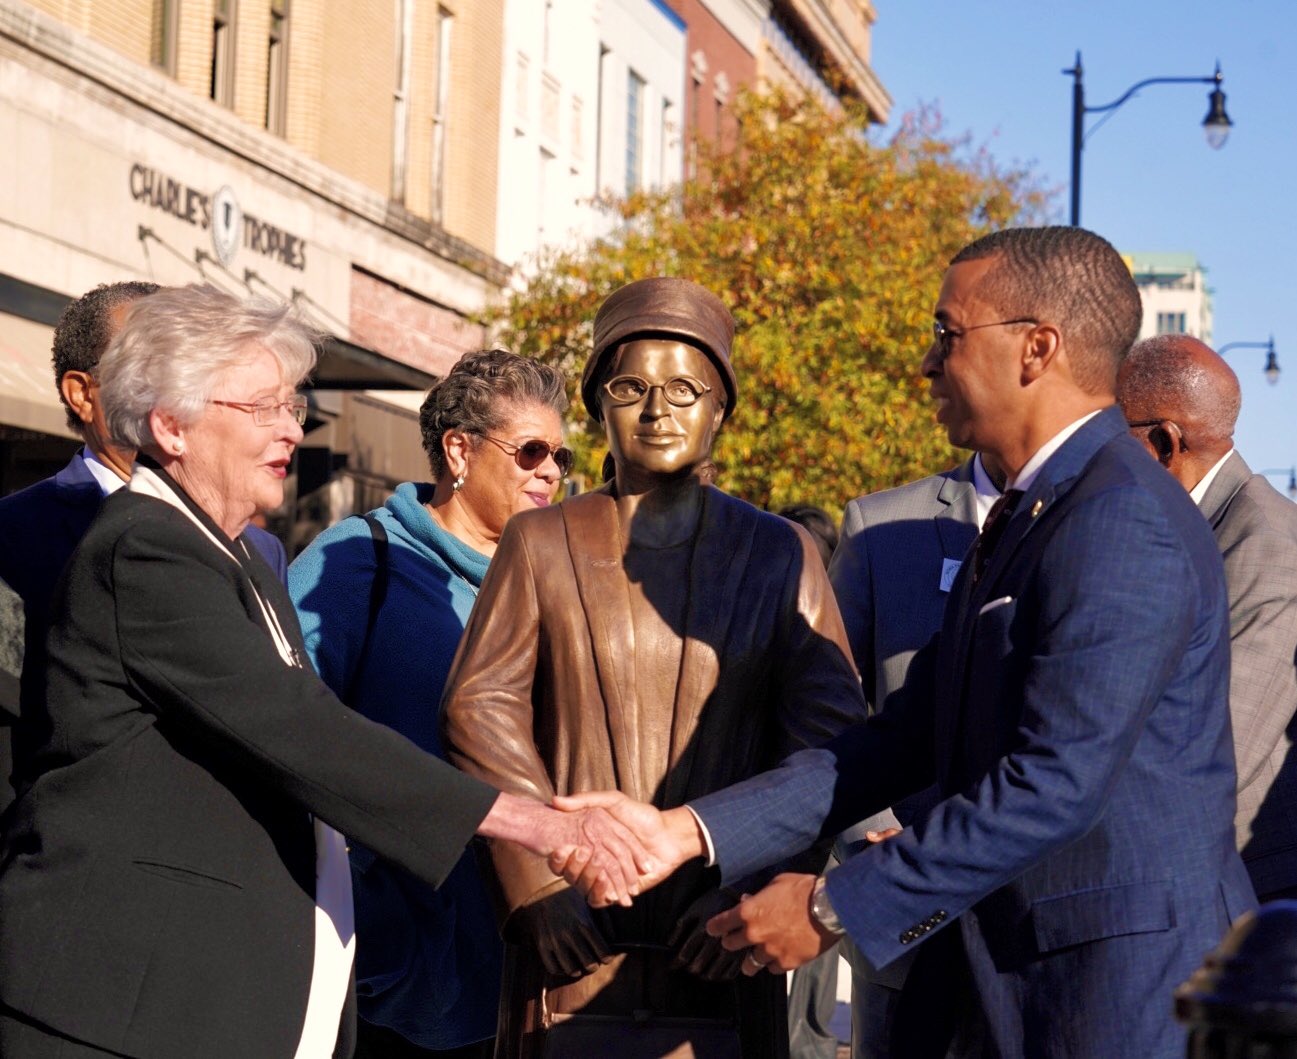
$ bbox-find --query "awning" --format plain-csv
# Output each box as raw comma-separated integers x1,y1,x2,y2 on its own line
0,312,76,440
314,336,437,391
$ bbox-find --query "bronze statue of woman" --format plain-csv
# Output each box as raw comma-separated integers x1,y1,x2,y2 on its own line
443,277,865,1058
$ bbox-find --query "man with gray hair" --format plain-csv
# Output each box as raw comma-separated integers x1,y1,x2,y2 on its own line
1119,334,1297,901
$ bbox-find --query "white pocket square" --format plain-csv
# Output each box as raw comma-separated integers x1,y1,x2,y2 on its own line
978,595,1015,616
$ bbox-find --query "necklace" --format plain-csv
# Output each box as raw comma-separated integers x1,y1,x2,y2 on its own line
423,500,484,598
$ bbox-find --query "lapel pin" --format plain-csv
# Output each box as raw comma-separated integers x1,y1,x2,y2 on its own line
1030,500,1044,517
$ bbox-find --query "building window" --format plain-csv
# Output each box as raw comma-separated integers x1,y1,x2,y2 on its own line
542,0,553,68
713,72,730,149
150,0,178,74
210,0,237,107
1156,311,1187,335
430,9,454,226
538,146,554,245
571,96,583,163
515,52,529,128
594,44,608,191
688,76,701,178
626,70,645,193
660,99,673,187
264,0,289,135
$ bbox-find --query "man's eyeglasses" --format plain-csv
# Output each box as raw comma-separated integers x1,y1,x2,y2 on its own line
1126,418,1189,453
210,395,309,426
602,374,713,408
479,435,574,477
931,318,1038,359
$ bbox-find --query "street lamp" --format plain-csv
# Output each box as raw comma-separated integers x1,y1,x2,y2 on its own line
1218,336,1280,386
1258,468,1297,501
1064,53,1233,226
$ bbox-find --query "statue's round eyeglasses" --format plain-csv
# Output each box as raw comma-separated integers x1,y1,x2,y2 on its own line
602,374,713,408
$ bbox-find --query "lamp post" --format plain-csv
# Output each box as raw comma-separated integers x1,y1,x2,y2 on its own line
1218,336,1280,386
1257,468,1297,501
1064,53,1233,226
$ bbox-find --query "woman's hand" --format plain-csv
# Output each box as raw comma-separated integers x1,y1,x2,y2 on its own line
549,791,704,905
478,792,655,907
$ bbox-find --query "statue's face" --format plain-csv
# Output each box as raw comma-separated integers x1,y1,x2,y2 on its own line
600,338,725,482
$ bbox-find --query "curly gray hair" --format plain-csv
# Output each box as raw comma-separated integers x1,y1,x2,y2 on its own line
98,284,318,452
419,349,568,481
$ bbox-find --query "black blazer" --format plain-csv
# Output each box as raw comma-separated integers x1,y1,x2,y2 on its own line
0,454,288,807
0,478,496,1057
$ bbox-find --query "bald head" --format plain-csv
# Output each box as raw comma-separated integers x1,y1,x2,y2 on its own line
1117,334,1240,490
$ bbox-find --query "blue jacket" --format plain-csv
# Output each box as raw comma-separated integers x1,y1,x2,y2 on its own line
693,408,1255,1058
288,482,500,1050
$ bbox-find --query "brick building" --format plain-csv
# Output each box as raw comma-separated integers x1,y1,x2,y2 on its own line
0,0,510,547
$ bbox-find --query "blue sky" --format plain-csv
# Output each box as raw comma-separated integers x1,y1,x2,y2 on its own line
870,0,1296,486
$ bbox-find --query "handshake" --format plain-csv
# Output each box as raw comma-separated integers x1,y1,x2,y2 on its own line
538,791,704,908
504,789,849,978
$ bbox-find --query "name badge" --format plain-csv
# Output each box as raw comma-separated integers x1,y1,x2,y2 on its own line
939,557,962,593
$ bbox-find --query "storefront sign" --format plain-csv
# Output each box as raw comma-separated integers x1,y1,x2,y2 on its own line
129,163,307,271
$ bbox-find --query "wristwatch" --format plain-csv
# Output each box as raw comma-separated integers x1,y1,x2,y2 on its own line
809,874,845,936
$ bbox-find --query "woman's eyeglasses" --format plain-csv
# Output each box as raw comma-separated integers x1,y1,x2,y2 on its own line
479,435,574,477
210,395,309,426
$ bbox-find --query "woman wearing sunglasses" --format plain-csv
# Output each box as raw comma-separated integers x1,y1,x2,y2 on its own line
288,348,571,1059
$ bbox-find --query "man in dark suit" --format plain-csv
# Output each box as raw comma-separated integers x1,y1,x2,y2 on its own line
829,452,1003,1057
0,282,289,808
1118,334,1297,902
559,227,1255,1058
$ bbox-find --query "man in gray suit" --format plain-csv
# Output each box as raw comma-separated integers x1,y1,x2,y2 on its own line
828,450,1005,1057
1118,334,1297,901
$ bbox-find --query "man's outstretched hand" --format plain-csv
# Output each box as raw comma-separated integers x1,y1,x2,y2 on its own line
704,873,840,975
548,790,705,906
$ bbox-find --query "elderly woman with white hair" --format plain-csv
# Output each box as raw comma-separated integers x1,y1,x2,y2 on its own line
0,284,650,1059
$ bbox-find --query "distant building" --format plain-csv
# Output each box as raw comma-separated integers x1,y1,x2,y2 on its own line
495,0,891,267
495,0,688,270
1126,252,1214,344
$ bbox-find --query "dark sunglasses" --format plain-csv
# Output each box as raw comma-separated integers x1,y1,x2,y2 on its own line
479,435,574,477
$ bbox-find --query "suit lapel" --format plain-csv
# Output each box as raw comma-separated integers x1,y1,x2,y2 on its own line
660,489,754,806
934,463,978,560
1198,451,1252,531
561,491,645,797
939,409,1128,786
963,410,1123,619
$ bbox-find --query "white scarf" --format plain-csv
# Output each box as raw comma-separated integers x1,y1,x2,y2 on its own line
129,464,355,1057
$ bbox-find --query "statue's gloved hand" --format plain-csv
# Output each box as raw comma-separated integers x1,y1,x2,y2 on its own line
509,886,613,979
668,888,746,981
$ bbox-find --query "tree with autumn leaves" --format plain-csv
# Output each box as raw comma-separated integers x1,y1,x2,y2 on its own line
484,89,1049,516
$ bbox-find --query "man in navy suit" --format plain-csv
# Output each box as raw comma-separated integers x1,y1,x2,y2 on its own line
558,227,1255,1058
0,282,288,808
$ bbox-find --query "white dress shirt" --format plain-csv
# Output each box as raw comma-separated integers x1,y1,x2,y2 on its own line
1191,450,1235,507
1008,410,1103,494
971,453,1005,530
81,449,127,496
